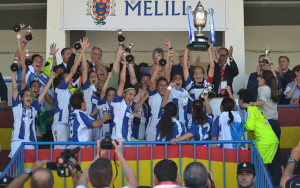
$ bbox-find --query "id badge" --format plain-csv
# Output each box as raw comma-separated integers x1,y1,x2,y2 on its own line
221,81,227,89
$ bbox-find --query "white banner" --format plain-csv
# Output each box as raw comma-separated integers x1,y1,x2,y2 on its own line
61,0,228,31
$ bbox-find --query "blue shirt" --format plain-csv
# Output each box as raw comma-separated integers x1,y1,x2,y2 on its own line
186,113,213,141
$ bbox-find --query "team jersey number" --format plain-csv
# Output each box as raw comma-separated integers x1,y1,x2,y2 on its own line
69,116,75,138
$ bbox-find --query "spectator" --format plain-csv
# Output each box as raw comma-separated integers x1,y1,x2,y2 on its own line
208,46,239,96
77,139,138,188
138,62,148,73
142,48,165,75
7,160,50,188
236,162,256,188
277,56,292,104
57,47,76,73
183,162,214,188
247,54,282,100
211,86,244,149
280,141,300,188
90,47,103,70
284,65,300,105
153,159,182,188
237,89,281,186
0,72,8,110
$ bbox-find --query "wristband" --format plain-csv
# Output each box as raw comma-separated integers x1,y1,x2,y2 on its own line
22,41,27,45
17,34,21,39
119,43,125,47
170,59,174,63
49,55,54,59
167,86,172,91
169,47,173,50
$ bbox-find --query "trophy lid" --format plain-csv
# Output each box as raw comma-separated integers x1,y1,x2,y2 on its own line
116,29,123,35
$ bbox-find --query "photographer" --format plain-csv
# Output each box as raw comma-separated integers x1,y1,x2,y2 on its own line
76,139,138,188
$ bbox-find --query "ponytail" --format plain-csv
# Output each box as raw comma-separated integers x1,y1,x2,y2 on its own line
159,102,178,139
221,97,235,125
262,70,279,103
192,100,208,126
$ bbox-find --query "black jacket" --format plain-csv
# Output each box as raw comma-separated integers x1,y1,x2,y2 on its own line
207,59,239,96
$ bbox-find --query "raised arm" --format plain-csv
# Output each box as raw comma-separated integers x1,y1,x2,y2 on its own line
44,43,59,77
162,38,173,81
128,63,137,85
100,72,112,100
149,65,159,91
203,94,212,114
112,139,138,188
134,89,149,110
183,47,190,81
112,35,126,74
65,38,90,84
265,54,276,77
207,44,215,78
14,32,29,61
225,86,237,111
81,47,88,84
12,70,18,102
161,82,175,108
117,55,127,96
38,72,55,104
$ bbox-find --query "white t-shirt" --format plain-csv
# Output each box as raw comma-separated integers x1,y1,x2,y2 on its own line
257,86,278,120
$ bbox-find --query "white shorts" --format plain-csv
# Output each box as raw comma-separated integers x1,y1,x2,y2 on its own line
36,125,43,137
91,123,110,141
52,123,69,149
145,126,157,141
9,140,35,158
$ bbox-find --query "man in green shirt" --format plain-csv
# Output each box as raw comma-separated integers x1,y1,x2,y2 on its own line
237,89,281,186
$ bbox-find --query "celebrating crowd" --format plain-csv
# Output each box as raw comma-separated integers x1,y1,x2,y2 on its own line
4,29,300,187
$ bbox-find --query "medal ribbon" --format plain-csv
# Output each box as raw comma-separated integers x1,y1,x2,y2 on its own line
187,6,195,44
210,8,216,46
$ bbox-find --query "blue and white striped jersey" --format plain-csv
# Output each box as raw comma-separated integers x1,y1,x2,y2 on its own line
82,81,99,119
186,113,213,141
110,94,134,141
69,110,94,142
11,95,40,142
54,79,72,125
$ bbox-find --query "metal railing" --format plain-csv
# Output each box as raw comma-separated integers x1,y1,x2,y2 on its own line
1,140,273,188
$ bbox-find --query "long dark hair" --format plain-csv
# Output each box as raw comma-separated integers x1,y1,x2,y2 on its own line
159,102,177,139
221,97,235,125
262,70,279,103
192,100,208,126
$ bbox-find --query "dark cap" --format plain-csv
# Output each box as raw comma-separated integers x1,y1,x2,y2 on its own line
0,176,14,186
237,162,255,175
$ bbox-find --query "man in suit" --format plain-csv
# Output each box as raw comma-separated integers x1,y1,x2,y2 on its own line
56,47,76,74
277,56,292,104
208,46,239,96
247,54,282,100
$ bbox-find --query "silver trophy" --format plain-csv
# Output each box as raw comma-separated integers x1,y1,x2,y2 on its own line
13,23,26,32
117,29,125,42
25,49,32,66
155,54,167,67
200,83,215,99
120,43,134,63
25,26,33,41
10,57,19,72
187,2,211,51
262,46,270,64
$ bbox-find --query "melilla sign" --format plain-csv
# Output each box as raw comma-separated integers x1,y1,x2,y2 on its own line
61,0,228,31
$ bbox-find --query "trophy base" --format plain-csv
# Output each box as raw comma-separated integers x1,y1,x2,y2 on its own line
187,36,210,51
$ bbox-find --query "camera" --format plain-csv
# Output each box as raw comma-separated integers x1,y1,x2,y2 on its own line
47,147,81,177
100,132,118,149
